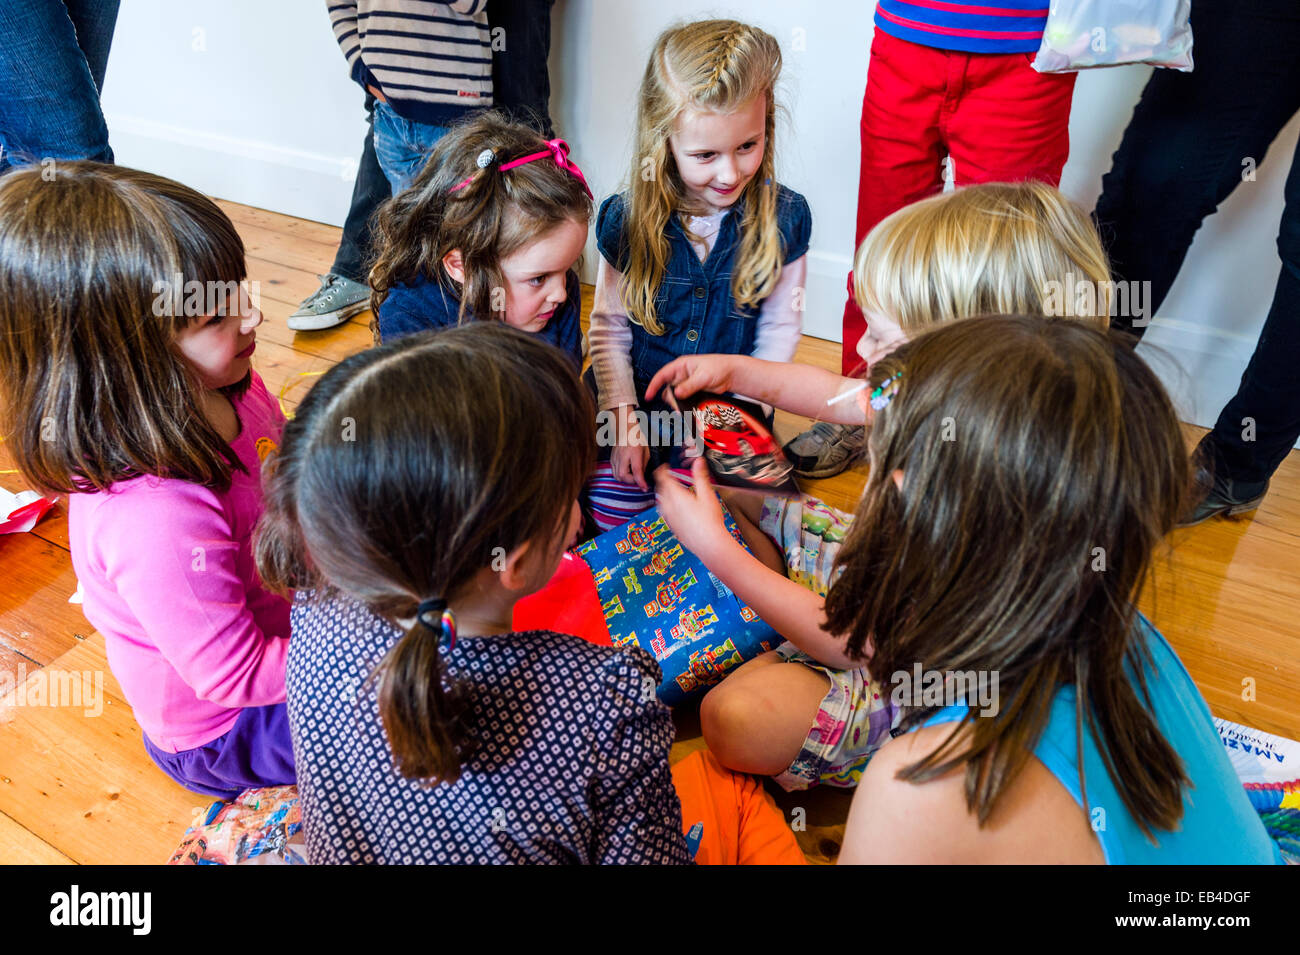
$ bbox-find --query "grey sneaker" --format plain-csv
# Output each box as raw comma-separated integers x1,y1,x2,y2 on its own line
287,273,370,331
783,422,866,479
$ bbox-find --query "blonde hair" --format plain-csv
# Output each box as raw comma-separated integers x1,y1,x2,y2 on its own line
853,182,1113,336
622,19,784,335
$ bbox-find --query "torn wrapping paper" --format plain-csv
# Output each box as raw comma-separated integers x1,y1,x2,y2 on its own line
0,487,55,534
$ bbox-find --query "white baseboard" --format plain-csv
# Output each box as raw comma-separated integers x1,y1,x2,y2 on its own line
103,113,360,227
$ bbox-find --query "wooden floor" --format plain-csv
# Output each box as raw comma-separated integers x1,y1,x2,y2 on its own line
1,201,1297,865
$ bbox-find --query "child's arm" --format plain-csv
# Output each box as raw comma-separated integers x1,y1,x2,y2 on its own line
96,484,289,709
646,354,865,426
654,461,862,671
749,254,806,364
588,255,649,486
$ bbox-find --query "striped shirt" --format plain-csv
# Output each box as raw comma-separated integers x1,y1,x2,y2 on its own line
874,0,1049,54
328,1,493,126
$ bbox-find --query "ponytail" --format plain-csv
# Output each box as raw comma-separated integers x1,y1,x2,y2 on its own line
375,599,470,783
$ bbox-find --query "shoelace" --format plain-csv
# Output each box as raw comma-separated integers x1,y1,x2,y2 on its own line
308,274,341,306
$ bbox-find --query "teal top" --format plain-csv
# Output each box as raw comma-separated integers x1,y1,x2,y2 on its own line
920,616,1283,864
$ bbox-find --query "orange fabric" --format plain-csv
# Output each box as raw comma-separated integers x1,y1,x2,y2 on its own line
672,749,807,865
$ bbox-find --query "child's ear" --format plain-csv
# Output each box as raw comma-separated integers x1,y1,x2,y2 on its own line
442,249,466,285
495,539,535,593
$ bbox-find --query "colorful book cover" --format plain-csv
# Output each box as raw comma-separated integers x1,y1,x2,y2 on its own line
1214,718,1300,863
670,391,800,497
573,505,781,706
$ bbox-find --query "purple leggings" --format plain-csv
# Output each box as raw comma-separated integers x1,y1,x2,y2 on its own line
143,702,295,799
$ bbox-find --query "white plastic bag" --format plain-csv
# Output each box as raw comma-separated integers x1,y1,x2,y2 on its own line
1032,0,1194,73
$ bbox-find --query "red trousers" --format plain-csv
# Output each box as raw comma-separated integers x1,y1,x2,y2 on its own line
840,30,1076,374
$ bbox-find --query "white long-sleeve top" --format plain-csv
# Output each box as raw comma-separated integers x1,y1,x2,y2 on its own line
588,210,806,411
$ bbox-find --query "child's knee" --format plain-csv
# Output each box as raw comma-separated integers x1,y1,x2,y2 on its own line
699,681,753,766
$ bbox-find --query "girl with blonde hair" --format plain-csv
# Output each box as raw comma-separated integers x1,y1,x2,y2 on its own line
646,181,1116,791
585,18,812,530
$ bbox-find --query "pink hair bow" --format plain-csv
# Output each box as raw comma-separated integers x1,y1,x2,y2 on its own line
450,138,593,199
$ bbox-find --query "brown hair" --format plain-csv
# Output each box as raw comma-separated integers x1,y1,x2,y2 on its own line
368,111,592,331
824,316,1191,837
621,19,784,335
0,161,249,494
256,323,594,783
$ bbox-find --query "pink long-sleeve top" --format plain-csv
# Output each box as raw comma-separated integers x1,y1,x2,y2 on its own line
67,372,290,752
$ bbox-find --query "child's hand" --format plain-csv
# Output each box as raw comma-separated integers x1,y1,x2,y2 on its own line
610,405,649,489
645,354,739,404
653,459,734,562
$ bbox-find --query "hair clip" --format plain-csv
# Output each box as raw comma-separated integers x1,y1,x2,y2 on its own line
475,148,495,169
416,597,457,650
868,372,902,412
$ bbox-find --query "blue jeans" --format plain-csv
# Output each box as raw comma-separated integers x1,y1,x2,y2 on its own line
331,93,391,283
0,0,120,172
1094,0,1300,486
371,100,449,194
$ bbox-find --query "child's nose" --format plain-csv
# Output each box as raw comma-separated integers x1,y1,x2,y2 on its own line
242,307,263,332
855,333,872,362
717,157,737,184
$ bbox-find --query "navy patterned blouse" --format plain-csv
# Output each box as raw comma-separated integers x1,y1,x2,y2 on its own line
286,592,691,864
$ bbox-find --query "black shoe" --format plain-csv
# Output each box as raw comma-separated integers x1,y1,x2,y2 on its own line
1179,469,1269,528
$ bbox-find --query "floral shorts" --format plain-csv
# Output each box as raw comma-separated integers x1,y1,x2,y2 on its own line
771,643,900,791
757,494,854,597
759,495,898,790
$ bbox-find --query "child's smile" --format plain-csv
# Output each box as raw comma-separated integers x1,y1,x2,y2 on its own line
669,93,767,216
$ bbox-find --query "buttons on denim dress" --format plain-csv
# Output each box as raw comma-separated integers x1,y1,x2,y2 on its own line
693,287,706,300
687,330,698,342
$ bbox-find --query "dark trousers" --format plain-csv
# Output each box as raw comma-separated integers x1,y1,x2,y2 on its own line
487,0,555,138
1094,0,1300,485
331,94,391,284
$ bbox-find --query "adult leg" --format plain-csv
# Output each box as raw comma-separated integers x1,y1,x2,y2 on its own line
63,0,120,93
486,0,554,138
1093,0,1300,337
290,95,392,330
332,96,390,284
0,0,120,171
1200,135,1300,491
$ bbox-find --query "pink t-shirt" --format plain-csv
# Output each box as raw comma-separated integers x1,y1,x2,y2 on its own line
68,372,290,752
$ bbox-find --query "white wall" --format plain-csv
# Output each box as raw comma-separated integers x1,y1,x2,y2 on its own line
100,0,370,225
99,0,1299,434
